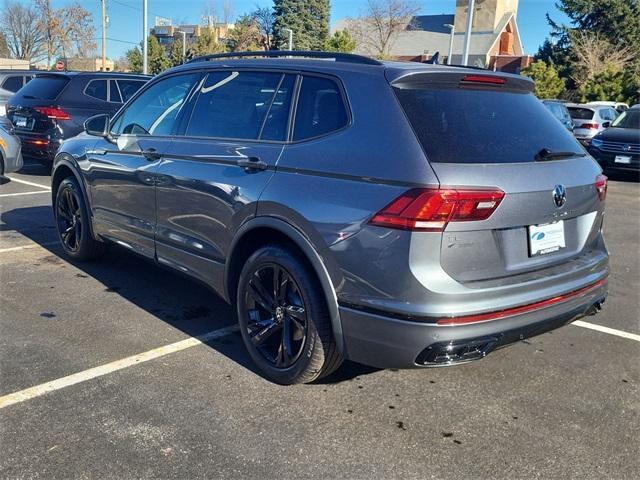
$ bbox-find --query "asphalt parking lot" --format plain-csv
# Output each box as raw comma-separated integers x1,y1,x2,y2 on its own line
1,159,638,479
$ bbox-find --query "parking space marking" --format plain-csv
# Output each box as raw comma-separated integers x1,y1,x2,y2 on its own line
0,325,239,410
573,320,640,342
0,242,59,254
0,190,51,198
5,176,51,190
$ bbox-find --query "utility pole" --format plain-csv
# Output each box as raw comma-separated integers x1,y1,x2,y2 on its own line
143,0,148,74
444,24,454,65
101,0,107,71
461,0,475,66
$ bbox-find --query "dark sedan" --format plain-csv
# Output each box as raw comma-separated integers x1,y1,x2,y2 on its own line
588,107,640,177
6,72,148,166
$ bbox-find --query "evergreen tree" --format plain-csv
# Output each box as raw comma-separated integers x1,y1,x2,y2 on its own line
273,0,330,51
170,37,186,67
325,29,356,53
125,45,143,73
577,67,626,102
148,36,171,74
227,15,262,52
188,28,225,59
521,60,566,99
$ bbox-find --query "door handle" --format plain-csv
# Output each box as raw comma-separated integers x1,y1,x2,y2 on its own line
142,148,162,161
237,157,268,172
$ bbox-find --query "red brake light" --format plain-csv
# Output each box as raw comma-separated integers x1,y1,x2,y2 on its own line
369,188,505,232
461,75,506,85
595,174,608,201
34,106,70,120
580,123,599,129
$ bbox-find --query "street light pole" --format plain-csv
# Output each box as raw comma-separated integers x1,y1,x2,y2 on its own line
461,0,475,66
143,0,148,74
283,28,293,51
444,23,454,65
101,0,106,71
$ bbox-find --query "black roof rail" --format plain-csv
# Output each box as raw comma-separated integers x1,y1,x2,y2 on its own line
186,50,383,66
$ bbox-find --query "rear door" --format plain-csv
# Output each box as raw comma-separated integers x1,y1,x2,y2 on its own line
392,73,605,283
86,72,201,259
155,70,295,291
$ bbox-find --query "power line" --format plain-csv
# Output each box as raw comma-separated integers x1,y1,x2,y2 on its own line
109,0,166,19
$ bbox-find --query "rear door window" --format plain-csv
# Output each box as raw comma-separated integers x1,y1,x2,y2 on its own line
84,80,108,101
16,76,69,100
186,70,283,140
117,80,145,102
109,80,122,103
260,74,295,141
292,76,349,141
394,86,582,164
1,75,24,92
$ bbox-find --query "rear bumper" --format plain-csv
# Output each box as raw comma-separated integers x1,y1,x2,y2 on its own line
340,277,608,368
14,131,60,162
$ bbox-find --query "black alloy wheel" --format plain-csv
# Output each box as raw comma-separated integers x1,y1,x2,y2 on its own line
243,263,308,368
56,184,82,253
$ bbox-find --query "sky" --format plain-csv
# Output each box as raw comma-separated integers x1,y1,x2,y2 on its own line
20,0,572,60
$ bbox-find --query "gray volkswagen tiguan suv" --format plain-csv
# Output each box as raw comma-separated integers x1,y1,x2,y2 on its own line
50,52,609,385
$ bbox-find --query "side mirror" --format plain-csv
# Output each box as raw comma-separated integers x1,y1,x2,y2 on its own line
602,121,611,128
84,114,110,137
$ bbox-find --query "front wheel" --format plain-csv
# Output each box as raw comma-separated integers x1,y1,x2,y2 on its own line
54,177,105,261
237,245,342,385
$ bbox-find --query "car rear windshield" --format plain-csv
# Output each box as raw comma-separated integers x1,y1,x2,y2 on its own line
568,107,595,120
394,86,583,164
17,76,69,100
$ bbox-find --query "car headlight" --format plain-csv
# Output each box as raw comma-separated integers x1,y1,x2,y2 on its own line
590,138,603,148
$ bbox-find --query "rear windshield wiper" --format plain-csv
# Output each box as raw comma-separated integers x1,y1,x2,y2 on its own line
535,148,586,161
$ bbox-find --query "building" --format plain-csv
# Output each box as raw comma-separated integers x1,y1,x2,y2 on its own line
0,58,32,70
66,57,115,72
151,18,234,53
338,0,532,73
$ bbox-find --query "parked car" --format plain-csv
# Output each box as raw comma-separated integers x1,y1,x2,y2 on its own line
588,107,640,176
6,72,149,165
567,103,619,145
0,115,23,175
586,101,629,113
0,69,37,117
543,99,574,131
50,52,609,385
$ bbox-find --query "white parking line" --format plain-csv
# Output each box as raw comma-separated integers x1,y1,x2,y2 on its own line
572,320,640,342
0,325,239,410
0,190,51,198
0,241,59,254
5,176,51,190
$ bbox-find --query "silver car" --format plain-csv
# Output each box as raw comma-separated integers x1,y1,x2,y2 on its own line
0,116,23,175
568,104,618,145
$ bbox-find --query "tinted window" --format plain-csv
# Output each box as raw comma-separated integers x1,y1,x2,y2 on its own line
117,79,145,102
395,87,583,164
84,80,108,101
109,80,122,103
611,109,640,129
111,73,198,136
1,76,23,92
186,71,282,140
568,107,595,120
260,74,295,141
17,76,69,100
293,76,348,141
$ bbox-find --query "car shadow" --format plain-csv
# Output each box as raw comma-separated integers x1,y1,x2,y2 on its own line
1,205,376,384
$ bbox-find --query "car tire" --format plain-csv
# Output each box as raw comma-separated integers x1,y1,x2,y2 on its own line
237,244,342,385
54,177,105,261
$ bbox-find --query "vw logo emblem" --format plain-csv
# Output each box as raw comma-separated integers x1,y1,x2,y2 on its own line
553,184,567,208
623,144,631,152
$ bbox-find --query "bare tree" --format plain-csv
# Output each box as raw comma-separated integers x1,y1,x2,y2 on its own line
60,2,96,58
201,0,218,26
252,5,275,49
347,0,419,58
1,1,45,61
570,31,634,85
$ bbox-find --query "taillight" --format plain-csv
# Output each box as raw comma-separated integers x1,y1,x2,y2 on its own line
34,106,70,120
461,75,506,85
369,188,505,232
595,174,608,201
580,123,599,129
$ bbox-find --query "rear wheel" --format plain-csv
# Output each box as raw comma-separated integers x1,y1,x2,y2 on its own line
237,245,342,385
54,177,105,261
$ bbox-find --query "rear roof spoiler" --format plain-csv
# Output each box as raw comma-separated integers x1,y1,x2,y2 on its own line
390,70,534,92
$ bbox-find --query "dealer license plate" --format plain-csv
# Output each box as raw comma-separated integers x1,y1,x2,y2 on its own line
528,221,566,257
